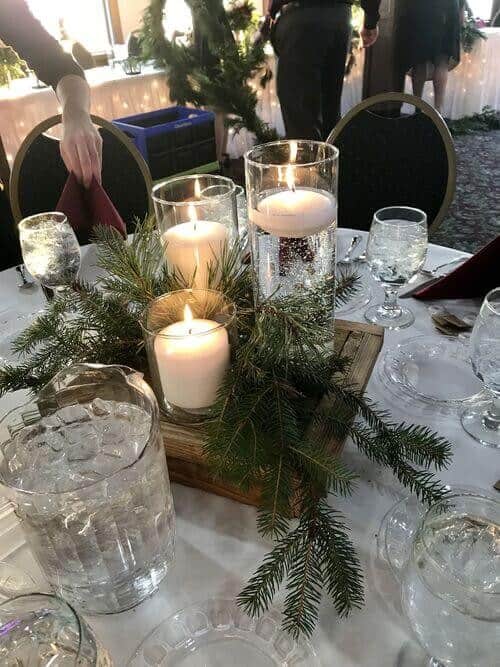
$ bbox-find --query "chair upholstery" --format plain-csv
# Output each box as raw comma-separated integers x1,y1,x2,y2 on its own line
327,93,456,233
10,115,152,239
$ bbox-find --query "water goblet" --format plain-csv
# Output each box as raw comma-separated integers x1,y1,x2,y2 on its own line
461,287,500,448
401,490,500,667
364,206,427,329
18,212,81,295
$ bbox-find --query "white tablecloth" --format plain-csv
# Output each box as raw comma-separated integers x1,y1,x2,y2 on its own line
1,230,497,666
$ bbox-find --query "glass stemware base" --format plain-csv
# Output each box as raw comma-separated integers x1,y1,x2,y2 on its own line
365,302,415,330
461,396,500,449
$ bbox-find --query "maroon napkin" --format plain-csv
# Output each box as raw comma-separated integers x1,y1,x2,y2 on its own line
56,173,126,244
414,235,500,300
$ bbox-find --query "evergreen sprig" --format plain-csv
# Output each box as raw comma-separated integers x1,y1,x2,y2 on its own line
0,218,453,639
139,0,277,143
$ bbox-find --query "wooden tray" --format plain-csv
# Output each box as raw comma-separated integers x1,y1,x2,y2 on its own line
160,319,384,507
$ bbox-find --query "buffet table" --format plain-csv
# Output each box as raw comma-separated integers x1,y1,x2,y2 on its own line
0,230,496,666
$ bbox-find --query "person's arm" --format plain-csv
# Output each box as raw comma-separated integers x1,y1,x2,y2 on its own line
57,75,103,187
0,0,101,186
360,0,382,48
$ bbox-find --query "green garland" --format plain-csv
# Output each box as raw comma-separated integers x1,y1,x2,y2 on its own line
139,0,277,143
0,219,452,638
447,106,500,135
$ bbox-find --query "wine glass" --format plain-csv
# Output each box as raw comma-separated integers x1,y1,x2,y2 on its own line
461,287,500,448
401,490,500,667
18,212,81,294
364,207,427,329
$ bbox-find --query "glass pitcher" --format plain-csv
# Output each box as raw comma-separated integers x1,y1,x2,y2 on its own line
401,490,500,666
0,364,175,614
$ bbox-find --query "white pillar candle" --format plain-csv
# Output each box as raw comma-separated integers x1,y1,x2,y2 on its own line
154,306,230,410
250,188,336,239
162,208,228,287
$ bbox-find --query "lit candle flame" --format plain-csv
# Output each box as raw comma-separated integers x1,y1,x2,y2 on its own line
194,179,201,199
289,141,298,163
286,165,296,192
184,304,193,334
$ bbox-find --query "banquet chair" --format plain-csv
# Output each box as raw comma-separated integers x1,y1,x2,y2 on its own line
327,92,456,234
9,114,153,238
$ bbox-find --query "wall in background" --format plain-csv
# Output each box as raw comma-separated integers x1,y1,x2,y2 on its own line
117,0,147,38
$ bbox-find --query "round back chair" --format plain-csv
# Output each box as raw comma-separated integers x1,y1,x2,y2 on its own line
327,92,456,234
10,114,153,235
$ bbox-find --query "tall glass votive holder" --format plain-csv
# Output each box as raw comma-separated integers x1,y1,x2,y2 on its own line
152,175,238,288
142,289,236,424
245,140,338,327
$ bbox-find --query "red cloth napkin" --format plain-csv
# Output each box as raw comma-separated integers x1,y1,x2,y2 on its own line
414,235,500,300
56,173,126,244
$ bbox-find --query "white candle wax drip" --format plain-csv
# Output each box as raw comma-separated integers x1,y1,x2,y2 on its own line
154,305,230,410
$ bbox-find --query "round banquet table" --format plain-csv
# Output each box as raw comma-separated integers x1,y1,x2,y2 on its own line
0,230,498,666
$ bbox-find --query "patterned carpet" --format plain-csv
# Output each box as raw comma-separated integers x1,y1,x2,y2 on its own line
430,130,500,253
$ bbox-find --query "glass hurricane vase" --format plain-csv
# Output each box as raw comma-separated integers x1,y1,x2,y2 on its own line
245,140,338,331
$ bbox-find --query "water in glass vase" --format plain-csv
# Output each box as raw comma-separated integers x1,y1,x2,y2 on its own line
0,399,175,614
402,512,500,666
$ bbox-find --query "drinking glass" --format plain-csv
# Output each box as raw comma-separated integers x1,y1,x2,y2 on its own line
364,207,427,329
0,593,113,665
19,212,81,293
401,490,500,667
461,287,500,448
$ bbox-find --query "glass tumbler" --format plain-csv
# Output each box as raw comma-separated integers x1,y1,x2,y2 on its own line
0,593,112,665
0,364,175,614
152,174,238,288
245,140,338,326
401,490,500,666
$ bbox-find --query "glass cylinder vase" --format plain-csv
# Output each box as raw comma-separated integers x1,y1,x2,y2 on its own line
245,140,338,325
152,174,238,288
0,364,175,615
142,288,236,424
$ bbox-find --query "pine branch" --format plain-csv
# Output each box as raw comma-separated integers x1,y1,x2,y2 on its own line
238,526,303,617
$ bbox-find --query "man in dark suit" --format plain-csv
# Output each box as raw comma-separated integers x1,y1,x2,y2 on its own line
267,0,381,140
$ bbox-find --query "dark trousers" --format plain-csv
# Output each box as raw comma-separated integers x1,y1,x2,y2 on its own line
273,4,352,140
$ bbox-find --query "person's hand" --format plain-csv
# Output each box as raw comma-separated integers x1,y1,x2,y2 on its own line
361,26,379,48
60,107,102,188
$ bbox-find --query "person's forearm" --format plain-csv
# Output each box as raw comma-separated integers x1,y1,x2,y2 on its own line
56,75,91,117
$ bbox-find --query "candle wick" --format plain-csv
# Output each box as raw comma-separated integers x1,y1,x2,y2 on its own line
291,183,296,193
188,328,192,335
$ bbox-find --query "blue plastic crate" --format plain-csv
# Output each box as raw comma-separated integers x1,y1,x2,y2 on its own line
113,107,217,180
